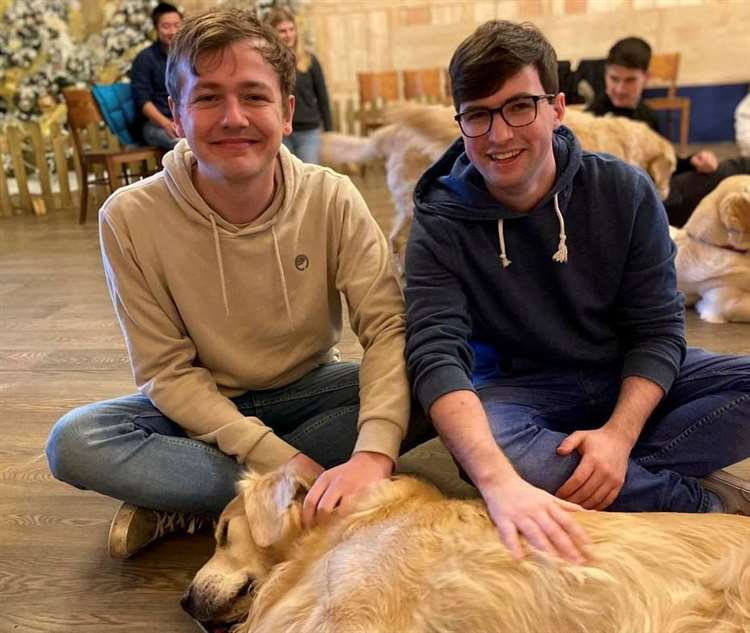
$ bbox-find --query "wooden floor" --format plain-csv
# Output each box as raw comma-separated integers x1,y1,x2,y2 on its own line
1,173,749,632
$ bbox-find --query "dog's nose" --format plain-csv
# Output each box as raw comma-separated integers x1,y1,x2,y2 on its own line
180,586,196,615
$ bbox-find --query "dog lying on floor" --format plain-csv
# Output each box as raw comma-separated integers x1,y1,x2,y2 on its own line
183,467,750,633
321,104,676,274
670,174,750,323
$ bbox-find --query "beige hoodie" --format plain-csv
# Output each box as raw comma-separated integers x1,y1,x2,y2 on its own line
99,141,409,473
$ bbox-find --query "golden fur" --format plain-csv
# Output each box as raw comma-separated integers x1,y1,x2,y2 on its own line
184,468,750,633
321,104,676,274
670,175,750,323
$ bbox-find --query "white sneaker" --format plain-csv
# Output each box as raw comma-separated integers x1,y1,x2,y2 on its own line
702,470,750,515
107,502,212,559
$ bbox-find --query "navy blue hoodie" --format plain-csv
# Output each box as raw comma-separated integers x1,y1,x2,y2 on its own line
405,126,686,413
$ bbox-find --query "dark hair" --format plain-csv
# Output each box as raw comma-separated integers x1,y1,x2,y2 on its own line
449,20,558,111
152,3,182,29
607,37,651,71
166,8,295,114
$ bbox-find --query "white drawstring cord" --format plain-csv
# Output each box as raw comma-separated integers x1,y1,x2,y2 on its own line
496,192,568,269
552,193,568,263
497,219,511,268
209,213,230,315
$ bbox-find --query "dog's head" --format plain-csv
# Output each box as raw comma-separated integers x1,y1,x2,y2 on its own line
181,468,311,631
718,191,750,252
686,176,750,253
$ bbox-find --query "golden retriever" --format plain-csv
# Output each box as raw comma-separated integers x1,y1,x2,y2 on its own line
321,104,676,274
183,467,750,633
670,174,750,322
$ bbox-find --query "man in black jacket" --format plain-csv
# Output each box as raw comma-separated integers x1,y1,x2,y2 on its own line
131,2,183,150
587,36,750,226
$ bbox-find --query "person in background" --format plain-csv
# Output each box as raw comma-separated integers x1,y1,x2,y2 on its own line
736,92,750,157
131,2,183,150
265,7,332,164
587,36,750,227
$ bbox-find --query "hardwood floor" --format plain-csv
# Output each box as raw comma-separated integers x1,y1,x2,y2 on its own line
1,173,748,632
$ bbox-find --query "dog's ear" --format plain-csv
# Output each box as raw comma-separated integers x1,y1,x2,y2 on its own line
718,192,750,248
241,469,310,549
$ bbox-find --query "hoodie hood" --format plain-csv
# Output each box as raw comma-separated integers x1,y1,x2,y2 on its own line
414,126,581,268
414,125,582,221
161,139,304,235
159,139,300,316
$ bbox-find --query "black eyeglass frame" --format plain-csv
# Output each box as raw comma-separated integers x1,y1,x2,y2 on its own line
454,94,557,138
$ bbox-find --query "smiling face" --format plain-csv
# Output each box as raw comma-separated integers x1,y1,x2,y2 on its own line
459,64,565,212
605,63,648,109
156,11,182,49
170,39,294,190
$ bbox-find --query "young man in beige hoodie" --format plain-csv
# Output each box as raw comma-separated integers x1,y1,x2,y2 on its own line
46,8,423,559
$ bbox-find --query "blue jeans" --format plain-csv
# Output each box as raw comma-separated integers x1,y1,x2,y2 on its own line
477,348,750,513
46,362,432,515
282,127,322,164
142,120,179,150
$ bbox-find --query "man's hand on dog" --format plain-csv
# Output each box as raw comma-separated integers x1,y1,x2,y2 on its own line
483,477,590,565
555,427,633,510
289,451,394,528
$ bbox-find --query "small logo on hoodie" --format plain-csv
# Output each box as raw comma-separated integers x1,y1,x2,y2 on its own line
295,255,309,271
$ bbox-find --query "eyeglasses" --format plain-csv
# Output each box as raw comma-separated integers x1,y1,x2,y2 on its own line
454,94,556,138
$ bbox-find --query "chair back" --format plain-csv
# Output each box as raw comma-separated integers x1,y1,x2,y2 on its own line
402,68,445,102
357,71,400,106
648,53,681,98
62,88,107,156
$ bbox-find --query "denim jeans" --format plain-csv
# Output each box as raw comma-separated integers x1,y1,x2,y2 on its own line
46,362,432,515
477,348,750,513
142,120,179,151
282,127,322,164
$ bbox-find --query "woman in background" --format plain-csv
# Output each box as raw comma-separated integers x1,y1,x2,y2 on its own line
266,7,332,164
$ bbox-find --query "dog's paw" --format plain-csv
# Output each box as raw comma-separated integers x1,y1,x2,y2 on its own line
695,299,727,323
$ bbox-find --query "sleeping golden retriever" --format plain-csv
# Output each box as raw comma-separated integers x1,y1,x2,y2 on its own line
670,174,750,322
183,467,750,633
321,104,676,274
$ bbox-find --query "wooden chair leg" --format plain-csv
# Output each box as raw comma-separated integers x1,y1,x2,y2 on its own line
104,156,119,194
680,102,691,155
79,159,90,224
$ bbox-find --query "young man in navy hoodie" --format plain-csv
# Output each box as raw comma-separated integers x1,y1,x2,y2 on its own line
405,20,750,564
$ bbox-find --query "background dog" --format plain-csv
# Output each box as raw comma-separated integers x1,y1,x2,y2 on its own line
184,467,750,633
321,104,676,276
670,174,750,322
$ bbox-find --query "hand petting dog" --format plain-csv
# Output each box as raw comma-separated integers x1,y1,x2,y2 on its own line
287,450,394,528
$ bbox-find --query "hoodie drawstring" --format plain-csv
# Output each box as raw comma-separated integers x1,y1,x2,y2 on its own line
552,193,568,263
271,225,294,329
497,219,512,268
496,192,568,268
209,213,230,315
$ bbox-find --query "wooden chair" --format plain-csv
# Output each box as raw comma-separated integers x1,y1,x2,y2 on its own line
402,68,447,103
356,71,400,134
62,88,163,224
644,52,691,153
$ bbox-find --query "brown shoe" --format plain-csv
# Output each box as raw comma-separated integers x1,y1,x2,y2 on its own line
702,470,750,515
107,503,212,559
